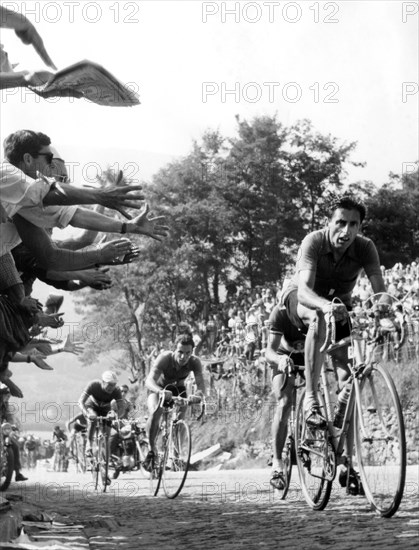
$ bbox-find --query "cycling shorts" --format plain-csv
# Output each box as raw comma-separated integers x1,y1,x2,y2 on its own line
285,288,351,341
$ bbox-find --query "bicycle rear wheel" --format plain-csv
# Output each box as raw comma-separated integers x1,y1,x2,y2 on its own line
277,436,293,500
295,390,334,511
355,362,406,518
162,420,191,499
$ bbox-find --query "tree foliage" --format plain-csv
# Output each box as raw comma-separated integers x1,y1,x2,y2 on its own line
72,117,416,383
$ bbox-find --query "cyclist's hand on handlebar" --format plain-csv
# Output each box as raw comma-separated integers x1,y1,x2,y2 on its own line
87,413,97,421
277,355,294,376
161,389,173,402
372,302,392,316
106,410,117,420
321,302,348,322
188,394,202,405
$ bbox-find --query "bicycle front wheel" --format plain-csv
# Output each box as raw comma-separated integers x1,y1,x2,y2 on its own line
295,390,334,511
355,362,406,518
162,420,191,499
0,446,14,491
151,429,165,496
98,436,110,493
77,436,87,473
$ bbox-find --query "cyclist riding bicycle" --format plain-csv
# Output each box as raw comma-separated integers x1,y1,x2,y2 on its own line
144,332,206,467
66,412,87,456
265,304,305,491
282,195,390,491
78,370,124,457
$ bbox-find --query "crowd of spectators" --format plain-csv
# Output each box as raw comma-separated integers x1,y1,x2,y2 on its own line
0,5,168,485
185,261,419,411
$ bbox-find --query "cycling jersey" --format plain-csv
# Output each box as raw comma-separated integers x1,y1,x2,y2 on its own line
148,351,203,389
81,380,123,409
284,228,382,307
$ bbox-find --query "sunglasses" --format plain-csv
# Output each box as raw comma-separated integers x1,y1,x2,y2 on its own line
52,174,69,183
35,152,54,164
121,389,128,394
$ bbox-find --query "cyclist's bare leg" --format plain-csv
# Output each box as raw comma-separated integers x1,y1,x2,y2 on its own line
331,350,356,473
271,372,293,472
85,409,97,451
146,393,163,453
297,304,327,411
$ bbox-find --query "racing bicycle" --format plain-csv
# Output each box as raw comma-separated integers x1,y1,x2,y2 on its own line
295,293,406,517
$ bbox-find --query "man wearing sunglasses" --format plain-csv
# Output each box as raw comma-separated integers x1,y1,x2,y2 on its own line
0,130,168,304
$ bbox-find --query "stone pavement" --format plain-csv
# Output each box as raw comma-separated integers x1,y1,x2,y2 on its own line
0,466,418,549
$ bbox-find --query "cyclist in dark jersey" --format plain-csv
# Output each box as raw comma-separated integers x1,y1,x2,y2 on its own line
78,370,124,456
144,333,206,464
265,304,305,490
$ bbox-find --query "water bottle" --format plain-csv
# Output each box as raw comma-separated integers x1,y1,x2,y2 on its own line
333,381,352,429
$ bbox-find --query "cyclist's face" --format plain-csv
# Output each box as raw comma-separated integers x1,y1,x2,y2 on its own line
102,381,117,394
174,343,193,367
329,208,361,252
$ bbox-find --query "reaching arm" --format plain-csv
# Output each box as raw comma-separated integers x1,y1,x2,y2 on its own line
0,5,56,68
14,215,134,270
0,70,54,90
42,182,145,218
69,203,169,241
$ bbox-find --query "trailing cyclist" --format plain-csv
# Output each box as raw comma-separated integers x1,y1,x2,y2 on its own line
78,371,125,458
265,304,305,491
144,333,206,468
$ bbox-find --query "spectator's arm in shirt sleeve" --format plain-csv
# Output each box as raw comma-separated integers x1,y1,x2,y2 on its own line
13,215,124,270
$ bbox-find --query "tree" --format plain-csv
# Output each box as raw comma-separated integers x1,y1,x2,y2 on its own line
363,172,419,267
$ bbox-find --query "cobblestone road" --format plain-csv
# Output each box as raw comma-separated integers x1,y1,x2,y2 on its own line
2,465,418,549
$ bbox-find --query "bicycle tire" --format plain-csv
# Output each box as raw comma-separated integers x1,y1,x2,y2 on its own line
295,389,333,511
278,436,293,500
70,438,78,472
152,429,165,496
162,420,191,499
77,435,87,473
90,434,100,490
355,362,406,518
98,435,110,493
0,446,14,491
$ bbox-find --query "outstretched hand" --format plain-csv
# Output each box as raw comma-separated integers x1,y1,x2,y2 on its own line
61,334,84,355
36,311,65,328
23,70,54,87
98,238,138,265
128,203,169,241
97,172,145,218
80,267,112,290
31,355,54,371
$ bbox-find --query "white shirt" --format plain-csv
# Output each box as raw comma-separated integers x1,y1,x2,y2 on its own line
0,162,76,256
